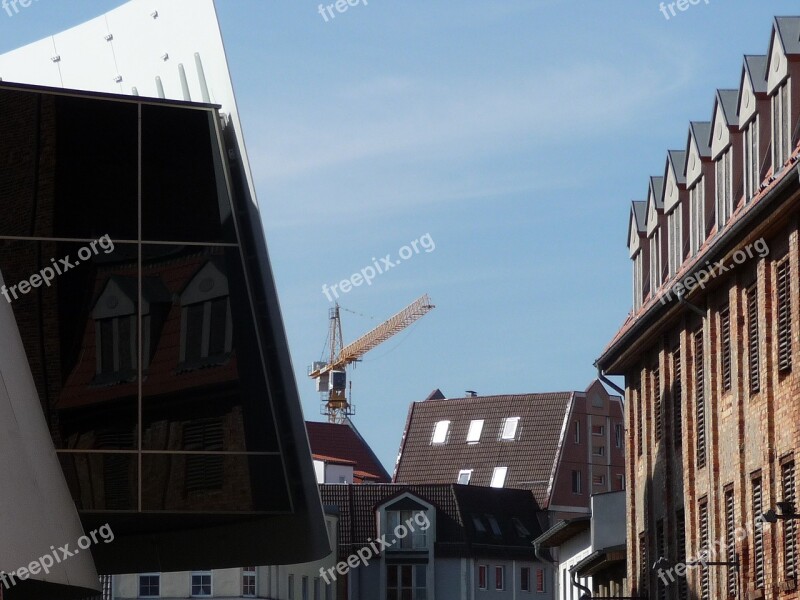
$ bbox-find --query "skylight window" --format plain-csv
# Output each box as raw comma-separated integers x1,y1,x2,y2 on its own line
500,417,520,441
490,466,508,488
473,515,486,533
431,420,450,444
457,469,473,485
466,419,484,443
512,517,531,538
486,515,502,537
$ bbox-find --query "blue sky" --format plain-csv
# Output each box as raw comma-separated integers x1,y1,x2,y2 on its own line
1,0,797,471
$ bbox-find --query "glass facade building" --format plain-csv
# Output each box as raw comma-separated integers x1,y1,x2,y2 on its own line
0,82,328,582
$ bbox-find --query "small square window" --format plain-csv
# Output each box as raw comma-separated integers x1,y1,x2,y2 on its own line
191,572,212,597
591,424,604,436
593,474,605,486
592,445,605,456
458,469,473,485
139,574,160,598
431,420,450,444
490,466,508,488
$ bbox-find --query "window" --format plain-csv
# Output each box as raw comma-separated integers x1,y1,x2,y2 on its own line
652,362,662,443
490,466,508,488
617,474,625,490
672,347,682,447
744,116,760,201
633,252,646,310
725,487,736,595
777,257,792,372
591,424,604,436
638,531,648,595
694,328,706,469
478,565,487,590
689,179,705,256
500,416,520,440
593,474,605,486
752,476,765,589
773,81,791,169
314,577,321,600
615,423,623,448
520,567,530,592
715,149,733,228
495,566,505,591
536,568,545,593
387,565,426,600
676,509,688,600
592,445,605,457
668,205,682,276
431,420,450,444
512,517,530,538
242,567,256,597
191,572,212,597
473,515,486,533
139,574,160,598
571,470,582,494
783,460,797,581
487,515,502,537
288,574,295,600
301,576,308,600
457,469,472,485
180,261,232,370
699,500,710,600
466,419,484,443
720,304,732,392
634,375,643,457
650,230,661,293
387,510,427,550
574,420,581,444
656,519,666,600
747,283,760,393
184,418,224,493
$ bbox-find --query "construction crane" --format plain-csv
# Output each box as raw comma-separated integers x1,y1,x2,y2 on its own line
309,294,435,423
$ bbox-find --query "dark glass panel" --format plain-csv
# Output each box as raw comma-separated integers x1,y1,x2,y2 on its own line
140,454,290,512
141,104,235,243
0,239,139,449
59,452,138,511
140,244,279,452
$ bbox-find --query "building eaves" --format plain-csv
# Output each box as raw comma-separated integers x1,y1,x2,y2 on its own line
532,516,591,549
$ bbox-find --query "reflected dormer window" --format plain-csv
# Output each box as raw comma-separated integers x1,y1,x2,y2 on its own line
179,260,232,371
92,276,137,386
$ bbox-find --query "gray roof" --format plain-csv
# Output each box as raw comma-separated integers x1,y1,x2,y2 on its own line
667,150,686,185
689,121,712,158
632,201,647,232
649,176,664,210
716,89,740,127
743,55,768,94
774,17,800,55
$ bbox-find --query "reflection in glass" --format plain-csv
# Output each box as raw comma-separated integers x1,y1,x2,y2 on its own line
59,452,138,511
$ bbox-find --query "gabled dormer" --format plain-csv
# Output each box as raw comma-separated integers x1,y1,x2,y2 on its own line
709,90,742,229
628,200,649,311
663,150,688,278
766,17,800,171
738,55,770,202
684,122,714,256
645,176,666,297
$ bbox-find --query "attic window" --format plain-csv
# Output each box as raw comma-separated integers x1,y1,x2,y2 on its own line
472,515,486,533
512,517,530,538
457,469,472,485
499,417,520,441
466,419,484,443
431,420,450,444
486,515,502,537
490,466,508,488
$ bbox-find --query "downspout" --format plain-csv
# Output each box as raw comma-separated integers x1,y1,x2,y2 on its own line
533,541,558,597
595,364,625,397
572,570,592,598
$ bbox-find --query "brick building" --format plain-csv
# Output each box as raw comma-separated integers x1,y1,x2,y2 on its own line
596,16,800,600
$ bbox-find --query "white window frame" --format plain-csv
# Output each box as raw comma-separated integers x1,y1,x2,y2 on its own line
431,420,450,444
457,469,473,485
744,116,760,201
138,573,161,599
499,416,520,440
615,423,623,448
773,80,791,169
667,205,682,277
387,510,428,550
191,572,213,598
689,179,705,256
715,149,733,228
288,574,295,600
591,424,605,436
242,567,257,598
633,251,644,310
478,565,488,590
495,566,506,591
490,466,508,488
649,230,661,293
466,419,484,443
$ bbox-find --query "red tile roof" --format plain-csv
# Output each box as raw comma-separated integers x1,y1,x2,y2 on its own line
306,420,391,483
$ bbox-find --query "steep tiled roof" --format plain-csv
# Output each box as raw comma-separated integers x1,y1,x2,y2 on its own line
306,420,391,483
392,391,573,506
319,483,543,558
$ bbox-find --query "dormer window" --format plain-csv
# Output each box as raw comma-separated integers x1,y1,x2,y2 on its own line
744,116,761,201
772,81,791,169
667,206,682,277
715,149,733,228
386,510,428,549
92,276,137,386
689,179,705,256
431,420,450,444
179,260,232,371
